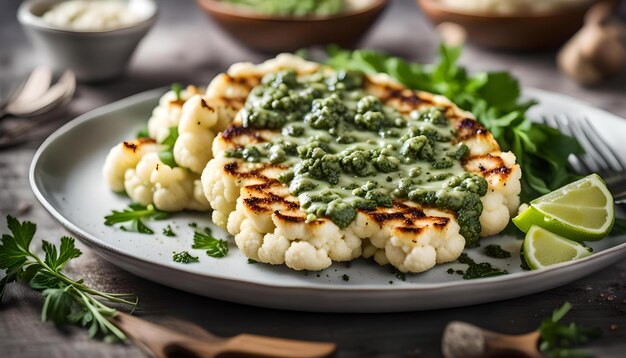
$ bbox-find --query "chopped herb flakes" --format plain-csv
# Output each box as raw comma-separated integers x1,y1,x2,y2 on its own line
162,225,176,237
192,230,228,258
457,253,508,279
173,251,199,264
483,244,511,259
247,258,258,264
393,269,406,281
341,274,350,281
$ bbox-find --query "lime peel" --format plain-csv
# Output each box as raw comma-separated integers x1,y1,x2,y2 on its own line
513,174,614,242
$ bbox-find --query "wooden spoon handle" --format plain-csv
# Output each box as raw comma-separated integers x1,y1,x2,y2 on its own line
218,334,337,358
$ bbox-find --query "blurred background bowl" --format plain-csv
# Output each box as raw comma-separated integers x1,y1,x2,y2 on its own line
417,0,602,51
196,0,389,53
18,0,157,82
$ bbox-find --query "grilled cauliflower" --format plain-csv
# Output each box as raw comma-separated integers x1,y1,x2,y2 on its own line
103,138,161,192
147,85,203,143
124,152,210,212
201,55,521,273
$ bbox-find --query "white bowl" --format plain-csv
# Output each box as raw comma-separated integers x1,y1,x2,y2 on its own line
18,0,158,82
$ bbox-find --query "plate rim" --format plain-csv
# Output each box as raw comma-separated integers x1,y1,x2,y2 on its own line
29,87,626,293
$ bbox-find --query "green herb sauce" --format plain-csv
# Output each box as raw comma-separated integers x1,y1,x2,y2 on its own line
457,253,508,279
222,0,345,17
233,69,488,246
483,244,511,259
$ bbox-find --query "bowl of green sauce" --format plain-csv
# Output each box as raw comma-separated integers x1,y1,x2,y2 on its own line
196,0,389,53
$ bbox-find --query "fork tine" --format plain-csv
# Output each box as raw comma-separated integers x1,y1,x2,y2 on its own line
558,114,605,173
579,117,625,173
541,116,587,173
568,118,612,173
541,116,587,174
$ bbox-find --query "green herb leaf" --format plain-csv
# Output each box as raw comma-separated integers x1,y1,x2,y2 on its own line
163,225,176,237
171,83,182,102
136,126,149,139
192,231,228,258
158,127,179,168
172,251,199,264
1,216,137,342
104,204,168,235
41,287,74,323
538,302,601,357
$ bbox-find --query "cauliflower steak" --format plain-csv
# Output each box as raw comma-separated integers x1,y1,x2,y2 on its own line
202,55,521,273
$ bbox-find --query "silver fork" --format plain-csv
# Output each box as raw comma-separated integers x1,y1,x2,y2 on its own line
542,115,626,204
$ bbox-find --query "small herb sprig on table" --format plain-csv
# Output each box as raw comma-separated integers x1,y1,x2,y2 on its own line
539,302,601,357
0,216,137,342
104,203,169,235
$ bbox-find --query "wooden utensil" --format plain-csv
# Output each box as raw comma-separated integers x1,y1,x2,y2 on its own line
441,321,541,358
111,312,336,358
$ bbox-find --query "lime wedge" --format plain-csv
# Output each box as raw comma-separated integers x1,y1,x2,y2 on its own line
513,174,614,241
523,225,592,269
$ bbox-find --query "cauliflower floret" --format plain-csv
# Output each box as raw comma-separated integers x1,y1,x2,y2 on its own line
124,153,210,212
102,138,160,192
147,85,202,143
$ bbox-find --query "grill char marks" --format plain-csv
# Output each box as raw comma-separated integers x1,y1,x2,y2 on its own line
221,125,268,143
360,202,451,229
456,118,488,141
464,154,512,181
123,138,155,153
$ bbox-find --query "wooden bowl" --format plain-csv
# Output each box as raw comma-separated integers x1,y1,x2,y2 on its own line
196,0,389,53
417,0,601,51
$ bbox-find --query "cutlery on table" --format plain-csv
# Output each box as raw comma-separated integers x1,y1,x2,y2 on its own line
0,67,76,148
1,66,75,119
442,321,625,358
542,115,626,204
111,312,336,358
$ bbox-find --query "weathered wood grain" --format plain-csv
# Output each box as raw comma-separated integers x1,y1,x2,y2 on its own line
1,0,625,357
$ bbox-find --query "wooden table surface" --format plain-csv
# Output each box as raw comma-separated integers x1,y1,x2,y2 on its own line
1,1,625,357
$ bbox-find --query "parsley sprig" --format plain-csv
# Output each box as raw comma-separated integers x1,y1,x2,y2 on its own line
158,126,179,168
104,203,169,234
0,216,137,342
326,45,584,202
539,302,601,357
192,228,228,258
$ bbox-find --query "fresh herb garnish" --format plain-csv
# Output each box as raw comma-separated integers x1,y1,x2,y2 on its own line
172,251,199,264
326,44,584,202
247,258,258,264
158,127,179,168
457,253,508,279
192,229,228,258
341,274,350,281
0,216,136,342
162,225,176,237
392,268,406,281
446,268,455,274
104,203,169,234
188,222,198,228
539,302,601,357
136,126,149,139
483,244,511,259
171,83,183,102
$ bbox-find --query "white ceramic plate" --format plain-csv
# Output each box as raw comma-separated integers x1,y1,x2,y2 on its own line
30,88,626,312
